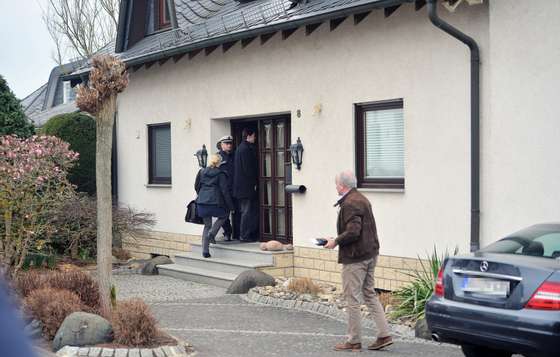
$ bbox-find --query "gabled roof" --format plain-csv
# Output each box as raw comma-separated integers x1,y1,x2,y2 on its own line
67,0,413,78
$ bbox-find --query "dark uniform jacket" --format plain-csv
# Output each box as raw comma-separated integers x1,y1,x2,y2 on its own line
233,140,258,199
195,167,234,211
335,188,380,264
218,150,235,192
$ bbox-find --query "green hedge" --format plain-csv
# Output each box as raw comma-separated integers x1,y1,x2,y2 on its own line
42,112,96,194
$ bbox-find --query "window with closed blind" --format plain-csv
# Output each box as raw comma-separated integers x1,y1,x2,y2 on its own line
148,123,172,184
355,99,404,189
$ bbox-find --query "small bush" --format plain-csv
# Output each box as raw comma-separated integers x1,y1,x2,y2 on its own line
14,270,47,298
45,270,100,311
391,247,458,322
112,299,157,346
287,277,323,295
112,247,131,261
24,288,84,339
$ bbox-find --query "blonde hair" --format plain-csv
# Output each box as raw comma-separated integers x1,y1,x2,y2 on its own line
208,153,222,168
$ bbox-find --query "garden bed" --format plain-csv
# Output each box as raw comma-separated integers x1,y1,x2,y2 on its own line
246,277,415,339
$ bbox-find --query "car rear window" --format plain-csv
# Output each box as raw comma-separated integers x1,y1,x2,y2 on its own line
482,232,560,259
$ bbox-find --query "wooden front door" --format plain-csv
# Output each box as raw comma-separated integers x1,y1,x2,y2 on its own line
231,116,292,244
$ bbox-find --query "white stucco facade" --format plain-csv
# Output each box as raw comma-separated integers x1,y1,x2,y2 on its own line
115,1,560,260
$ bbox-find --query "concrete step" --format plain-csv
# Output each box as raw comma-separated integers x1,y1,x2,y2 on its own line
190,242,286,265
174,252,272,275
157,264,237,288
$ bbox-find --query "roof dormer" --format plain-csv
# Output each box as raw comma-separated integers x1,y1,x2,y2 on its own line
116,0,177,53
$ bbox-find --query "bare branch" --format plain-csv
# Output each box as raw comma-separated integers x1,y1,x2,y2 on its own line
42,0,119,63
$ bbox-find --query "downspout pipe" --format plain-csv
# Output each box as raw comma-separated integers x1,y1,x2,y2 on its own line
427,0,480,252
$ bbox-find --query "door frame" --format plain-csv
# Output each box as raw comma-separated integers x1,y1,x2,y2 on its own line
230,114,292,244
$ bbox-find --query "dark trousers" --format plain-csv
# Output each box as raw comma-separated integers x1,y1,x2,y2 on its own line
239,197,258,241
202,216,227,255
221,199,240,240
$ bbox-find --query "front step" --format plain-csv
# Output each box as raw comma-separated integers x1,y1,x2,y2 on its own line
190,242,287,265
158,242,287,287
158,264,237,288
174,251,272,275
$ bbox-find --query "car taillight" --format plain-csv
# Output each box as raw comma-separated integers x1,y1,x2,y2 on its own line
526,281,560,310
434,267,444,297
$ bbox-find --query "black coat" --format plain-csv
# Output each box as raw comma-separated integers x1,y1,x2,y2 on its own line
233,140,258,199
218,150,235,192
195,167,234,211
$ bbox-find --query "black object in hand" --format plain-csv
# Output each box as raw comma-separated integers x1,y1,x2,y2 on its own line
315,238,328,246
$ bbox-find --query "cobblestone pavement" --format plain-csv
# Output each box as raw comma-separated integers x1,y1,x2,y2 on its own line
114,275,465,357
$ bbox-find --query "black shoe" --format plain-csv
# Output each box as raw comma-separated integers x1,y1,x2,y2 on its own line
224,234,232,241
202,253,211,258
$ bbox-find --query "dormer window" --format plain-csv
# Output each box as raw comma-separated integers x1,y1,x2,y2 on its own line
159,0,171,29
146,0,172,34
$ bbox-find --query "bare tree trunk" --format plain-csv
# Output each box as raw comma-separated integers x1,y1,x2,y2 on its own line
96,94,116,318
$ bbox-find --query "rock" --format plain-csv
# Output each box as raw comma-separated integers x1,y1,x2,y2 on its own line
414,318,432,340
24,319,43,340
141,255,173,275
226,270,276,294
259,240,290,251
52,312,113,352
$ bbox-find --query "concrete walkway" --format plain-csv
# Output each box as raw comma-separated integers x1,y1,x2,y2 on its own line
115,275,463,357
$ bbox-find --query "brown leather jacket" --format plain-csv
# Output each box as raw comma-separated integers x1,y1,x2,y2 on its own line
334,189,380,264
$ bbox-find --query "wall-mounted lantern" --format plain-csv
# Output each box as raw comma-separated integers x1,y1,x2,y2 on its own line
195,144,208,168
290,137,304,170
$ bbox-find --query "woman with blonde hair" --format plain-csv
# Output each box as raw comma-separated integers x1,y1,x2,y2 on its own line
195,154,234,258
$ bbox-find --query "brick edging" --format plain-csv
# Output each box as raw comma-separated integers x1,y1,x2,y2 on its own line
55,344,190,357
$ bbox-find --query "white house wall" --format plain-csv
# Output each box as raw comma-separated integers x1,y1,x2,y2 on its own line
482,0,560,241
115,1,560,260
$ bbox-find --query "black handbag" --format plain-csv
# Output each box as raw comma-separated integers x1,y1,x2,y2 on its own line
185,200,204,224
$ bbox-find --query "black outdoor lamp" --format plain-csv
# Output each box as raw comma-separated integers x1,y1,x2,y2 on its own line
195,144,208,168
290,137,304,170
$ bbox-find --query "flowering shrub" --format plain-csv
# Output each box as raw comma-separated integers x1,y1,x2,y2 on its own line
0,135,78,275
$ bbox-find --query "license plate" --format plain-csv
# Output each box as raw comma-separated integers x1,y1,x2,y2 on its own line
462,277,510,297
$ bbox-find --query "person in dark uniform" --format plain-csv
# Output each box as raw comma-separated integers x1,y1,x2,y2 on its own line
233,128,259,242
216,135,239,241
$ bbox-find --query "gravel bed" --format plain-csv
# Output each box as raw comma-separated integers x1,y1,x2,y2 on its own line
113,274,226,303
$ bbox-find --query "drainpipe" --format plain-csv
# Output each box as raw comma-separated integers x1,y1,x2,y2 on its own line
427,0,480,252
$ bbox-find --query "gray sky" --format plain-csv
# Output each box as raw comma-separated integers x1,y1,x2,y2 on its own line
0,0,56,100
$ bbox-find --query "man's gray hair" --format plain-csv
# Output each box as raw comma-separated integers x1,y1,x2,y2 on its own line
336,170,357,189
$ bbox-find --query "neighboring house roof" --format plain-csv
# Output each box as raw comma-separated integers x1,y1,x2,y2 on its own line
67,0,412,78
21,84,48,119
21,59,85,126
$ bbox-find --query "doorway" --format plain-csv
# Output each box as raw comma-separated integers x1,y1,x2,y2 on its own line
231,115,293,244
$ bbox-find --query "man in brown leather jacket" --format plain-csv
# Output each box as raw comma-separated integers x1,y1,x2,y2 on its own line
325,170,393,352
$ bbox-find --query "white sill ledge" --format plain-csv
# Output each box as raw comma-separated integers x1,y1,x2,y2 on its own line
358,188,405,193
145,184,172,188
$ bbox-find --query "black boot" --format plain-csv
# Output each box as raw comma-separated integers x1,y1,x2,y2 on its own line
202,252,211,258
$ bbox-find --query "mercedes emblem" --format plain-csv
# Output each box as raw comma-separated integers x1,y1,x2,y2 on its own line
480,261,489,272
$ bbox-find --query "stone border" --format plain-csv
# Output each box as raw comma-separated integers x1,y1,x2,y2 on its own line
55,345,191,357
245,289,417,341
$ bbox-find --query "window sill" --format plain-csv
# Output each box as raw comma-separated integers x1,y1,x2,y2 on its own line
358,188,405,193
145,184,172,188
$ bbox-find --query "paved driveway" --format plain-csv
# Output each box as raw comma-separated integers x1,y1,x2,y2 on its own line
115,275,463,357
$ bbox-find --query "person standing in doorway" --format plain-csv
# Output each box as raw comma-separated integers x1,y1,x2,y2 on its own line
216,135,239,241
233,128,258,242
195,154,235,258
324,170,393,352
